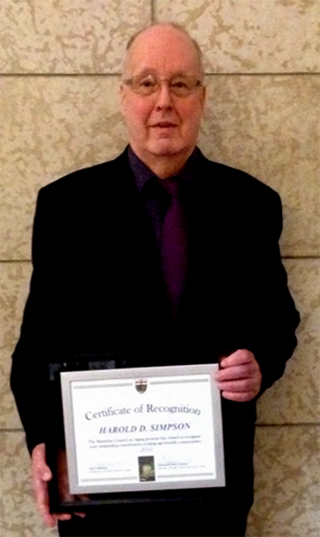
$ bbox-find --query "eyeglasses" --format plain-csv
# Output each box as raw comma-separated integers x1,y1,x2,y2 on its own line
123,73,203,97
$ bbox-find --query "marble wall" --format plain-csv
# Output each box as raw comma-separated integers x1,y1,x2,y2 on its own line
0,1,319,536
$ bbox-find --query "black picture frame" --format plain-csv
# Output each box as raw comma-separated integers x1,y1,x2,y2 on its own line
43,354,225,514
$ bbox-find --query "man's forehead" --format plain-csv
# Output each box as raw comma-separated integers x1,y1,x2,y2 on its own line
123,24,202,76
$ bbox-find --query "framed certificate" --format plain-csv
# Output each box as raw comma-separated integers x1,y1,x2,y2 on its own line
45,358,225,512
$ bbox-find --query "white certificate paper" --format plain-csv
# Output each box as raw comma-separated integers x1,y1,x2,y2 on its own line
61,364,225,494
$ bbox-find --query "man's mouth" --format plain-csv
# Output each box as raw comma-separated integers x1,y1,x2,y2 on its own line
152,122,177,128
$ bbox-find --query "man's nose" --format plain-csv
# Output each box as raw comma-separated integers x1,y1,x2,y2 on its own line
155,81,174,109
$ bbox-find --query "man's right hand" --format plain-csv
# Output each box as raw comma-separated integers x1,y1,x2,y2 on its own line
31,443,73,527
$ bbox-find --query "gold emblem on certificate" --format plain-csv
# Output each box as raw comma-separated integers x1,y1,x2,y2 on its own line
135,379,148,394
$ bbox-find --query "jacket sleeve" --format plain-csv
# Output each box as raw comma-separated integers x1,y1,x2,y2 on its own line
11,188,56,454
246,190,300,394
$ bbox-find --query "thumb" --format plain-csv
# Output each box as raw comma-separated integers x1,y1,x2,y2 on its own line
41,466,52,482
32,444,52,482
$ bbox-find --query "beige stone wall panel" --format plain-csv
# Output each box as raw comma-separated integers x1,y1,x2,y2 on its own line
0,263,31,349
0,0,151,74
247,425,320,536
0,262,31,429
0,432,58,537
0,76,127,260
257,259,320,425
0,346,22,430
155,0,320,73
200,75,320,257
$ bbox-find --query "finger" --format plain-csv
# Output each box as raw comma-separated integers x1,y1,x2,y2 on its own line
33,470,53,523
218,377,261,401
221,390,257,402
220,349,255,368
40,466,52,482
54,512,85,522
36,486,57,528
33,476,48,511
31,444,59,527
216,364,256,382
42,512,58,528
56,513,73,522
33,455,52,483
217,378,258,393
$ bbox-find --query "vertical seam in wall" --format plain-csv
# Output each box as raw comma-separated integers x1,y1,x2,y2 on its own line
151,0,156,23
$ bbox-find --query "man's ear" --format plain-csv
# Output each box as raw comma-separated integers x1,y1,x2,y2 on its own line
119,84,127,116
200,84,206,111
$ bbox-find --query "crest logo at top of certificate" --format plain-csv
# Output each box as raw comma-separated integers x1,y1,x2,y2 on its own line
135,379,148,394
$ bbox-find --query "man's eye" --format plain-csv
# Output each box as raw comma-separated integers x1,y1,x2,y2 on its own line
139,78,156,88
171,79,189,89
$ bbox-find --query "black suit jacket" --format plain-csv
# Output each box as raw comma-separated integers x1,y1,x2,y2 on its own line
11,147,299,503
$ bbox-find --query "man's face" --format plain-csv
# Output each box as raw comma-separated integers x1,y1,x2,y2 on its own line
120,25,206,169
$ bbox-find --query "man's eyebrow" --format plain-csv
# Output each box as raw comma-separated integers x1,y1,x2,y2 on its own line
129,68,195,78
133,68,157,76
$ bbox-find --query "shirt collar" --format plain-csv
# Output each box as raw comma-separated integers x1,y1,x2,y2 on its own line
128,145,200,193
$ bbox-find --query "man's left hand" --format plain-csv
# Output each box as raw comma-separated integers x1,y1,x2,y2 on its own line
215,349,262,402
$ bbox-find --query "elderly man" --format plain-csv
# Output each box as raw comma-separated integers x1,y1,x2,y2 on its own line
11,23,299,537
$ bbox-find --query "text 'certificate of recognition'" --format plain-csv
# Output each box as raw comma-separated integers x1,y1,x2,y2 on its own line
61,364,225,495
